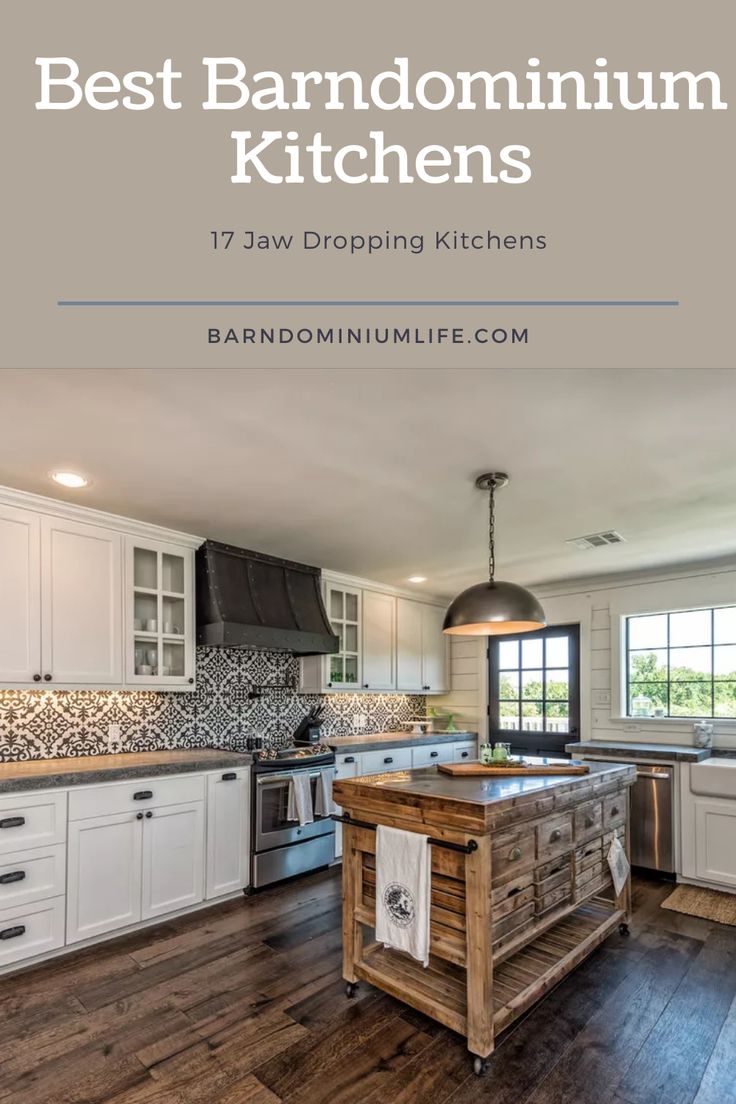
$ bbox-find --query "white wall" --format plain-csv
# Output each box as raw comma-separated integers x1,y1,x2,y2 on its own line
434,558,736,750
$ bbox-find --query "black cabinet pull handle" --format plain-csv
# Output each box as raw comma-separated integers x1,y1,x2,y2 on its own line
0,925,25,941
136,812,144,820
0,871,26,885
461,751,469,758
384,757,393,764
133,791,153,801
611,806,619,817
430,751,439,758
33,674,41,682
43,674,52,682
506,886,521,898
222,772,237,781
0,817,25,830
145,811,153,819
344,756,355,764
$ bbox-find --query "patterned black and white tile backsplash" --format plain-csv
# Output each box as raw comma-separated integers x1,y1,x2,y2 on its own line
0,647,425,761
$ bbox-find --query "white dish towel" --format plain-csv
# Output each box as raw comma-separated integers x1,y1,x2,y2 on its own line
287,772,314,826
314,767,335,817
375,825,431,967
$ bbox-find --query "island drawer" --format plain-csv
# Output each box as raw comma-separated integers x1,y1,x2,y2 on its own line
536,814,574,861
537,883,572,916
603,793,626,830
491,829,536,885
492,882,535,920
492,900,535,942
491,869,533,906
602,825,625,850
535,858,572,898
574,800,603,842
575,868,613,902
574,837,603,866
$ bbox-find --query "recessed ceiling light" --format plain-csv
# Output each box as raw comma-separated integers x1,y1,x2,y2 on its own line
50,471,89,489
408,575,427,584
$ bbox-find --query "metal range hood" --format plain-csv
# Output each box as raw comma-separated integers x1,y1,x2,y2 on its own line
196,540,339,655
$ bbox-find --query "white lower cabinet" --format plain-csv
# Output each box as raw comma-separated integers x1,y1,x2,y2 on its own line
206,768,250,899
142,802,204,920
412,742,453,769
67,810,143,943
333,754,359,860
694,797,736,888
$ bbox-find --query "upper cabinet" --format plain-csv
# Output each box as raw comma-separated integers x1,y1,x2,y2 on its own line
126,538,195,688
300,576,449,695
0,488,199,691
41,516,122,685
396,598,450,694
0,504,41,683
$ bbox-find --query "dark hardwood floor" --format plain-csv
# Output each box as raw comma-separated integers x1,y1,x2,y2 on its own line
1,871,735,1104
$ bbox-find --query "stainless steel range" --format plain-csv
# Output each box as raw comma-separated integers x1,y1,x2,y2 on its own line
250,747,336,889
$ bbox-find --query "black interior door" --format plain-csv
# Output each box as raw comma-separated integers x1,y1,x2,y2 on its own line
488,624,581,757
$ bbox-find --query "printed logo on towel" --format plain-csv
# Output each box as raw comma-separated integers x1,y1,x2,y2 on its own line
383,882,415,928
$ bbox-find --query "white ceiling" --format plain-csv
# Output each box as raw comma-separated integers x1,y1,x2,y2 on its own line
2,368,735,597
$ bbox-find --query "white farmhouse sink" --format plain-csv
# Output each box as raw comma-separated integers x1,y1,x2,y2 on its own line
690,757,736,799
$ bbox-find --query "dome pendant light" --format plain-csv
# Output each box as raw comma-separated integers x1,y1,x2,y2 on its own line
443,473,546,636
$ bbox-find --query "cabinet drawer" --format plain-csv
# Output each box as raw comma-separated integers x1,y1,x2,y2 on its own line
335,754,359,776
452,742,477,763
603,792,626,830
535,859,572,898
574,800,603,842
492,900,535,941
491,868,533,906
535,853,572,883
0,791,67,854
537,883,572,916
412,743,453,769
492,829,536,885
492,882,535,920
360,748,412,775
0,896,65,968
69,773,205,820
537,814,574,861
0,844,66,909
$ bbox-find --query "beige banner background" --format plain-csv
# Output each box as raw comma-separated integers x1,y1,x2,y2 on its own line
3,1,733,368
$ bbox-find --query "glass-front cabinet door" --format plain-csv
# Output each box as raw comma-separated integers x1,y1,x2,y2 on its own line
125,538,195,688
325,583,362,690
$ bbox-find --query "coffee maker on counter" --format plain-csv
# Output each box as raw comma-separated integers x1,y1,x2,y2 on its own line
293,705,325,746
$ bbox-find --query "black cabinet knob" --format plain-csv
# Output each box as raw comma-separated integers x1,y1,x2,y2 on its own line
611,806,619,817
363,683,369,689
43,674,52,682
145,811,153,819
550,829,562,842
33,674,41,682
188,677,194,684
461,751,469,758
136,812,143,820
327,682,333,688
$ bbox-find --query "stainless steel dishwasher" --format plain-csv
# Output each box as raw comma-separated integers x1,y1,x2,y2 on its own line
630,765,674,871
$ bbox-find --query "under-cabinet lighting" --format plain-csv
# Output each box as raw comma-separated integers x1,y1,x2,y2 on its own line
408,576,427,583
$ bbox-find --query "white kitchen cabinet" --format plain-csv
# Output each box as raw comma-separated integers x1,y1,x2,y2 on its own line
0,503,41,683
361,589,395,690
453,741,477,762
142,801,204,919
125,537,195,689
41,515,122,685
206,769,250,899
0,896,65,968
694,797,736,888
412,742,453,768
333,753,360,859
67,811,142,943
396,598,449,693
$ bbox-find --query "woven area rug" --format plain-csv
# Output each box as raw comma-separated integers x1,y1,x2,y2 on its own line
661,884,736,926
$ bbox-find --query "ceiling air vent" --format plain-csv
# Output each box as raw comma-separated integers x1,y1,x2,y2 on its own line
566,530,626,551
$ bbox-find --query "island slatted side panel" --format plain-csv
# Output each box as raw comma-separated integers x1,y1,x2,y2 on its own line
339,770,632,1062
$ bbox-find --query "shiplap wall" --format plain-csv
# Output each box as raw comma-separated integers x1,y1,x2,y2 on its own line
432,560,736,751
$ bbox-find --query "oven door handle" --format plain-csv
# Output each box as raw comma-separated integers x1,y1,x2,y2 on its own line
256,770,325,786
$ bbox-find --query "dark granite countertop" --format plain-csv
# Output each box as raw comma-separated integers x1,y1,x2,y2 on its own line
329,731,477,754
0,750,252,794
565,740,711,763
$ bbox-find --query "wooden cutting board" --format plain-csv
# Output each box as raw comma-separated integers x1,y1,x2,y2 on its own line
437,760,590,777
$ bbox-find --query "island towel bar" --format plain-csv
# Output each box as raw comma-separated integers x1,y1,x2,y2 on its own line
331,812,479,854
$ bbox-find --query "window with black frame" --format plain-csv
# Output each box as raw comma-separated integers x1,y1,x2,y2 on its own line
488,624,581,756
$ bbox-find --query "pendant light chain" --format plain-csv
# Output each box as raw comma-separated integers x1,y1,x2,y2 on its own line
488,481,496,583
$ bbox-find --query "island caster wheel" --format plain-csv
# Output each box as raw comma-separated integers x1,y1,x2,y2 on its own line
346,982,358,999
619,922,630,937
473,1057,488,1076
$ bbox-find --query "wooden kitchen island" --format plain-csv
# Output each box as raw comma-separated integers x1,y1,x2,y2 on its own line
333,761,636,1075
